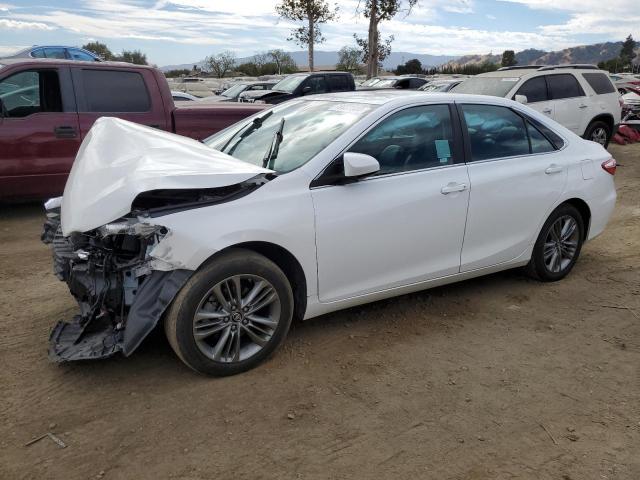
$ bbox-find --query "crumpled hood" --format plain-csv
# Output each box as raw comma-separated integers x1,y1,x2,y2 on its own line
61,117,271,235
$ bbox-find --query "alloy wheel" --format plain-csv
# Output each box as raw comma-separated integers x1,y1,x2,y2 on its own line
192,275,281,363
543,215,580,273
590,127,608,146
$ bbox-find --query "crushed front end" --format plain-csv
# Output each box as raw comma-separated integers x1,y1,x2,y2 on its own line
41,199,192,362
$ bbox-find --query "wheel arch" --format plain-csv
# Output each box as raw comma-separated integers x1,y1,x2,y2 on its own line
202,241,308,322
584,114,614,136
561,198,591,240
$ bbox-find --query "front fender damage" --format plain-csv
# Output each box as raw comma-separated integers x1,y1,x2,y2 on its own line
43,210,193,362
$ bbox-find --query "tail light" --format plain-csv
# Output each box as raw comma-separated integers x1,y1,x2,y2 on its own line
601,158,617,175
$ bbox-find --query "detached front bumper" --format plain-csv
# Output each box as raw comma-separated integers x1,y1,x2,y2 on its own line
42,210,192,362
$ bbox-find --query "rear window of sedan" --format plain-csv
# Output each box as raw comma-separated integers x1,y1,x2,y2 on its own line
451,76,519,97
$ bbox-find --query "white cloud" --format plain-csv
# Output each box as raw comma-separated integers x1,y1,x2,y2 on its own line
0,44,25,56
0,18,55,30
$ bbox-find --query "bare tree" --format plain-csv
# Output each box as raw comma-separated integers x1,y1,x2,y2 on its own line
205,51,237,78
268,49,298,74
357,0,418,78
276,0,338,71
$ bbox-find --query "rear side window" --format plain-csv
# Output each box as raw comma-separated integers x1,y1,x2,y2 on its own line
81,69,150,112
68,48,97,61
329,75,349,92
527,122,555,153
43,47,67,59
515,76,548,103
547,74,584,100
582,73,616,94
461,104,529,161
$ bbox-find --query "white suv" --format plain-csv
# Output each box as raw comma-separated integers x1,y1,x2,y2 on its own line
451,65,621,147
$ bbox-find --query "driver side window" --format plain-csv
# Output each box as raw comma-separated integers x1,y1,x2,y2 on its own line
0,70,62,118
348,105,456,175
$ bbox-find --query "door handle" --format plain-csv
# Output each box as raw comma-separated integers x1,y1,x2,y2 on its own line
542,108,552,114
578,104,588,109
545,164,563,175
54,126,77,139
440,183,468,194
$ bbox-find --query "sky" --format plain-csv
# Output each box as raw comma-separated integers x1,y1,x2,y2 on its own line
0,0,637,66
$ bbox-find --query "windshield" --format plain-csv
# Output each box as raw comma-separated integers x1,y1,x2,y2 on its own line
221,84,247,98
361,78,381,87
450,76,519,97
204,100,374,173
272,75,307,93
372,79,397,88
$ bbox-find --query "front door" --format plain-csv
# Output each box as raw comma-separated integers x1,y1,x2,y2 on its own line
513,76,555,120
458,103,568,271
311,104,470,302
0,67,80,198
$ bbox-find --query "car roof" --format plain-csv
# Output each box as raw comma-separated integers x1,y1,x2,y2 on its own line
301,90,518,107
0,57,153,68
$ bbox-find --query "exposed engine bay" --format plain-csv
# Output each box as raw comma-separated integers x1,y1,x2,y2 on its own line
42,202,192,361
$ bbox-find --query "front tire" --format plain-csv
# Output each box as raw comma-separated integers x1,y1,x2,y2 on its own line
526,204,584,282
584,121,612,148
164,249,294,376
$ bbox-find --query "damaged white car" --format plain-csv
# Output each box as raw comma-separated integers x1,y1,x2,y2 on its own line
43,91,617,376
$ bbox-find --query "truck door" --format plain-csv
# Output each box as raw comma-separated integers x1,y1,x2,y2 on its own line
0,66,80,198
70,67,170,139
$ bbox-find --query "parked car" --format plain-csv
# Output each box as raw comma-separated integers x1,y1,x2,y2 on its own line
451,65,621,147
358,76,427,90
239,72,355,104
42,90,617,376
171,91,199,102
418,79,463,92
0,58,265,199
3,45,102,62
203,81,278,102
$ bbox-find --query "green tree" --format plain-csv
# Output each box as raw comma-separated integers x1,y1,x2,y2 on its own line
164,69,191,78
336,46,361,73
620,34,637,65
205,51,237,78
276,0,338,71
357,0,418,78
354,33,393,73
395,58,422,75
82,41,114,60
501,50,517,67
116,50,148,65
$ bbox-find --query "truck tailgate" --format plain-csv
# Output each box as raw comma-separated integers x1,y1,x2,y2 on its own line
172,103,268,141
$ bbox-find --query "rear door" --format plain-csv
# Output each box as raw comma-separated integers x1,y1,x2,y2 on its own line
546,73,587,134
513,76,555,120
458,103,568,271
71,67,170,139
0,66,80,198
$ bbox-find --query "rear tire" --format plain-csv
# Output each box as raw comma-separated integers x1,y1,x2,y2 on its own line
583,120,612,148
164,248,294,376
526,204,584,282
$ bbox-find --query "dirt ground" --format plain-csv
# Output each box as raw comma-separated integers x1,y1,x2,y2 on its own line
1,144,639,480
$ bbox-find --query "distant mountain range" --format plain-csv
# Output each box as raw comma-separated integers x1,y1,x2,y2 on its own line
160,42,638,72
446,41,639,67
160,50,457,72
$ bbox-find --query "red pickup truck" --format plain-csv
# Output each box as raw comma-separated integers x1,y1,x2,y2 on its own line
0,58,265,199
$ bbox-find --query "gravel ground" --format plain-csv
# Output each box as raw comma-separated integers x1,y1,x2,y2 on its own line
1,144,638,480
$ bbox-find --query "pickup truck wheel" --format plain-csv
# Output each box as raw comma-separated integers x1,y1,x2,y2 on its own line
526,204,584,282
164,248,294,376
584,121,611,148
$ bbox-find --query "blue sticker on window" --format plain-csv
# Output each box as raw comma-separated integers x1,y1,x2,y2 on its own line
435,139,451,163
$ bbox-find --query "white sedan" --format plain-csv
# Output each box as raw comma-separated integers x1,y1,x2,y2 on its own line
43,91,617,376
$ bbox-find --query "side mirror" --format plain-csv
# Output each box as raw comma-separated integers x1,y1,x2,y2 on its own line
302,86,312,94
514,94,528,104
343,152,379,179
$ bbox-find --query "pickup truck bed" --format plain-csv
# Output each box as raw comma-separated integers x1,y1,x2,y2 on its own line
0,58,265,199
